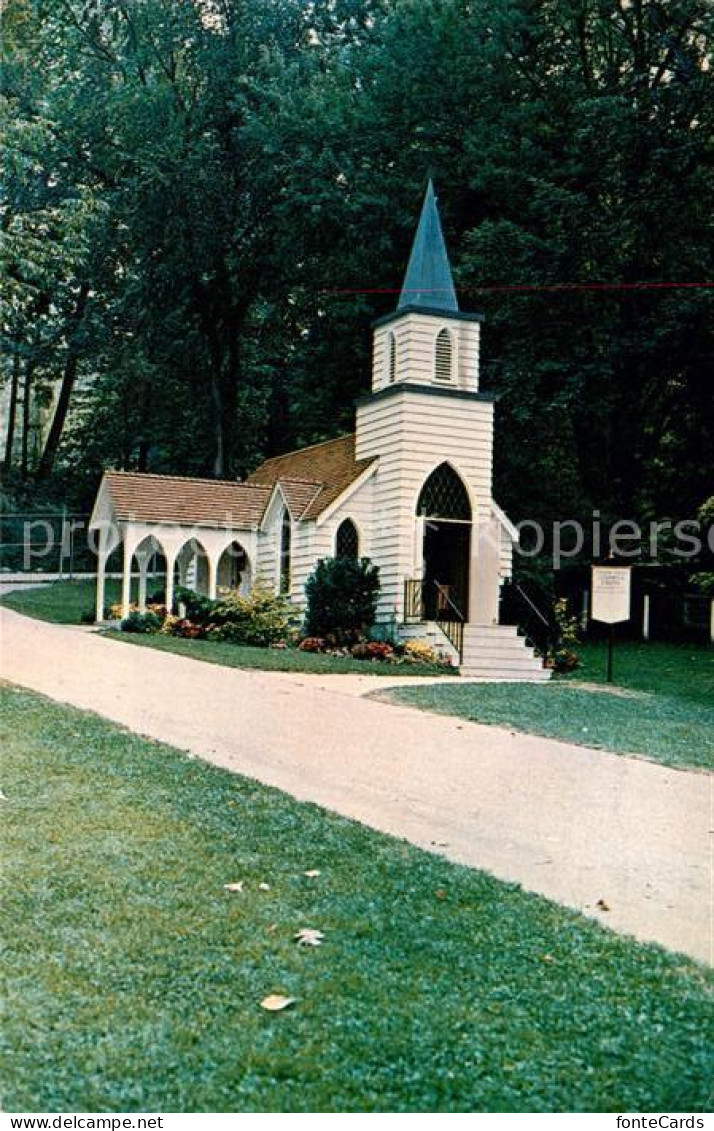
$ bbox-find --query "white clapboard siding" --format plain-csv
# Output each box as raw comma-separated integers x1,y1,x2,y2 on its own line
288,520,316,607
356,386,495,619
255,490,284,591
315,476,375,563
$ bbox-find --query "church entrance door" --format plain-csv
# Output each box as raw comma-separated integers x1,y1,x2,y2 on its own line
422,520,470,620
417,463,472,622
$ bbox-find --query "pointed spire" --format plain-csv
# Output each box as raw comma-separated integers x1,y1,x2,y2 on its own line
398,180,458,312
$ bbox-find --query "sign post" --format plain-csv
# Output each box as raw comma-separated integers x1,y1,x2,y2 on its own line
591,565,632,683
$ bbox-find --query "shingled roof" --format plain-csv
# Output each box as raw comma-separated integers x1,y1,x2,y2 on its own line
246,435,376,520
99,471,271,529
272,478,324,520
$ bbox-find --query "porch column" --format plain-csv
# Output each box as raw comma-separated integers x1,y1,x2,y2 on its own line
165,551,177,613
471,511,501,625
136,554,150,613
121,538,133,620
95,546,108,624
413,515,425,577
207,553,217,601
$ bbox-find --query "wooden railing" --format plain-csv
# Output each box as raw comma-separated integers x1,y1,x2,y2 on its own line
433,581,465,663
403,578,465,663
404,578,425,621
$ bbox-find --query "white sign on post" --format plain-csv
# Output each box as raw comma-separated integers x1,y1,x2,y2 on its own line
591,566,632,624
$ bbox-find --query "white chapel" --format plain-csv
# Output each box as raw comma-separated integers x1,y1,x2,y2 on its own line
90,183,548,679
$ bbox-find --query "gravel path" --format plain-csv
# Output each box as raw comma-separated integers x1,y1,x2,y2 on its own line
2,607,710,965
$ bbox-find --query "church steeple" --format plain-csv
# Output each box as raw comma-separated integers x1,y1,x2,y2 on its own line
368,181,483,396
398,180,458,312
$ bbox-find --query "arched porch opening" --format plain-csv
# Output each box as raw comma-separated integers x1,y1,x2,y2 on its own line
417,463,472,620
132,534,167,612
216,540,252,596
175,538,211,598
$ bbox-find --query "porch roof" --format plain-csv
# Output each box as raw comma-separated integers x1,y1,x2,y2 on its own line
247,434,376,520
98,470,271,530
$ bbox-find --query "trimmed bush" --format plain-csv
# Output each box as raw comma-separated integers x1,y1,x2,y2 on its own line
121,610,162,634
304,557,380,643
350,640,393,662
176,586,295,647
174,587,217,625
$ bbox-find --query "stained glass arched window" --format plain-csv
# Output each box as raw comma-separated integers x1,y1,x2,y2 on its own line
279,509,291,593
417,463,471,520
335,518,359,558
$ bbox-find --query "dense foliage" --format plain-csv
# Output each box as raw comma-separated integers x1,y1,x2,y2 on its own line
2,0,712,545
172,585,296,646
304,557,381,641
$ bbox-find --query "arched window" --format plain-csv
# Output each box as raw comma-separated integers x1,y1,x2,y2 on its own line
434,328,453,381
279,509,291,594
335,518,359,558
417,463,471,519
387,332,397,383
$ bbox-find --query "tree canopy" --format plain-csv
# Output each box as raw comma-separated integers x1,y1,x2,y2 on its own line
2,0,712,539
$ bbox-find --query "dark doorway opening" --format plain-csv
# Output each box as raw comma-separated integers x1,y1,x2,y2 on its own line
423,520,470,620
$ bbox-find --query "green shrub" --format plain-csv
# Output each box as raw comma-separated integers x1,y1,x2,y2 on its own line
304,557,380,643
690,572,714,597
174,587,217,625
176,586,295,647
547,598,581,671
121,610,162,634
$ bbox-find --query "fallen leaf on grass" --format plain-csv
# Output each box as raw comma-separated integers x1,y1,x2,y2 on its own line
295,928,325,947
541,954,555,963
258,882,271,891
596,898,611,912
223,882,244,893
260,994,295,1012
435,889,447,901
304,869,321,878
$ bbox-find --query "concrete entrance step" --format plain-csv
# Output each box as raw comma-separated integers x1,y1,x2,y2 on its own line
460,668,552,682
461,623,550,681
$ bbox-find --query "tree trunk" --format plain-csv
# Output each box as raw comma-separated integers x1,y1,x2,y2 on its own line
209,333,225,478
20,361,35,480
3,353,20,471
36,284,89,481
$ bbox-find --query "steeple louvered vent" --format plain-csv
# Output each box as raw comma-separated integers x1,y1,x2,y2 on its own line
434,329,453,381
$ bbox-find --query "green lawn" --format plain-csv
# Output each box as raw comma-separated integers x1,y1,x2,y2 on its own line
2,683,711,1113
561,639,714,700
0,577,126,624
379,641,714,771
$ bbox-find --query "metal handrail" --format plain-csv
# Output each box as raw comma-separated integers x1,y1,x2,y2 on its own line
504,580,555,656
433,580,465,623
433,581,465,664
403,577,465,663
512,581,550,628
436,615,464,664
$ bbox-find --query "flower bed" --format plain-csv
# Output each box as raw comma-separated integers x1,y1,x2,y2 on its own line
116,589,454,669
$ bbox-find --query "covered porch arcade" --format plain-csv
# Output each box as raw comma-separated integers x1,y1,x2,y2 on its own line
89,471,271,622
